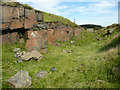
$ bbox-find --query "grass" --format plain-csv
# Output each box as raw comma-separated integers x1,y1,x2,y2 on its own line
42,11,77,28
2,29,120,88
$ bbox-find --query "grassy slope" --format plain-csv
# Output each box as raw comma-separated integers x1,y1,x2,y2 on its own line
2,29,119,88
42,11,77,28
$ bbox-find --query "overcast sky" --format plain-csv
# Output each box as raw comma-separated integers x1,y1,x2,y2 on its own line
17,0,119,26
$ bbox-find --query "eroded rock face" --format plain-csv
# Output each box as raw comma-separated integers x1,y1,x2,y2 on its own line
54,27,73,41
1,5,43,30
47,29,55,45
8,70,31,88
24,9,37,29
2,5,24,30
25,30,47,52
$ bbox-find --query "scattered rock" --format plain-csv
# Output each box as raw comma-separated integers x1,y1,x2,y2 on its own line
62,50,73,53
13,48,20,52
50,67,57,72
14,51,27,58
17,57,23,63
8,70,31,88
36,71,48,79
21,50,42,61
70,40,76,43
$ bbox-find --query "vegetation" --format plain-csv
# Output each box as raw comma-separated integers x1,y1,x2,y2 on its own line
42,11,77,28
1,2,22,7
2,28,119,88
22,4,33,10
80,24,102,29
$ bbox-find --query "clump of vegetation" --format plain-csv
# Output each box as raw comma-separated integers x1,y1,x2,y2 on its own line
22,4,33,10
33,27,39,31
1,2,22,7
42,12,77,28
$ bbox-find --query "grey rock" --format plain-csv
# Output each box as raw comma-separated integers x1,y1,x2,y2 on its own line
62,50,73,53
70,41,76,43
14,51,27,58
21,50,42,61
13,48,20,52
17,57,23,63
36,71,48,79
50,67,57,72
8,70,31,88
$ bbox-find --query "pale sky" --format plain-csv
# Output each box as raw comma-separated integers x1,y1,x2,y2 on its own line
17,0,119,26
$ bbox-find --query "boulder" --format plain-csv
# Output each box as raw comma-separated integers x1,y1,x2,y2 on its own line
36,71,48,79
8,70,31,88
21,50,42,61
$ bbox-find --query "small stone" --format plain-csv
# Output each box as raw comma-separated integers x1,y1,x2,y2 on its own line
13,48,20,52
62,50,67,53
8,70,31,88
50,67,57,72
62,50,73,53
70,41,76,43
36,71,48,79
17,57,23,63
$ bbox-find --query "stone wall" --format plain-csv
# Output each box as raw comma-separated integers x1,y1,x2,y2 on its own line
1,3,82,53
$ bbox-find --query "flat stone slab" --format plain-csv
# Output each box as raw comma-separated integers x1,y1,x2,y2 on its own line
36,71,48,79
8,70,31,88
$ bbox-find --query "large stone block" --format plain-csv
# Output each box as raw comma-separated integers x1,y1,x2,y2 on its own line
25,30,47,52
54,27,73,41
2,5,24,30
47,29,55,45
24,9,37,29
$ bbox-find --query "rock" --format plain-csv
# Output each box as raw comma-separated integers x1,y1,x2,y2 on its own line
36,71,48,79
8,70,31,88
62,50,73,53
25,30,47,52
70,41,76,43
17,57,23,63
112,66,120,79
13,48,20,52
62,50,67,53
14,51,27,58
50,67,57,72
21,50,42,61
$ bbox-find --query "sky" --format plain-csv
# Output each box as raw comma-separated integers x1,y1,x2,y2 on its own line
17,0,119,27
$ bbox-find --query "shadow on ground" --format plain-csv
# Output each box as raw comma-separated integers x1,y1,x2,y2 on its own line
98,36,120,52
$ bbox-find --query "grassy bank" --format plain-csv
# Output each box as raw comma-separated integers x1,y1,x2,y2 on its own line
2,30,119,88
